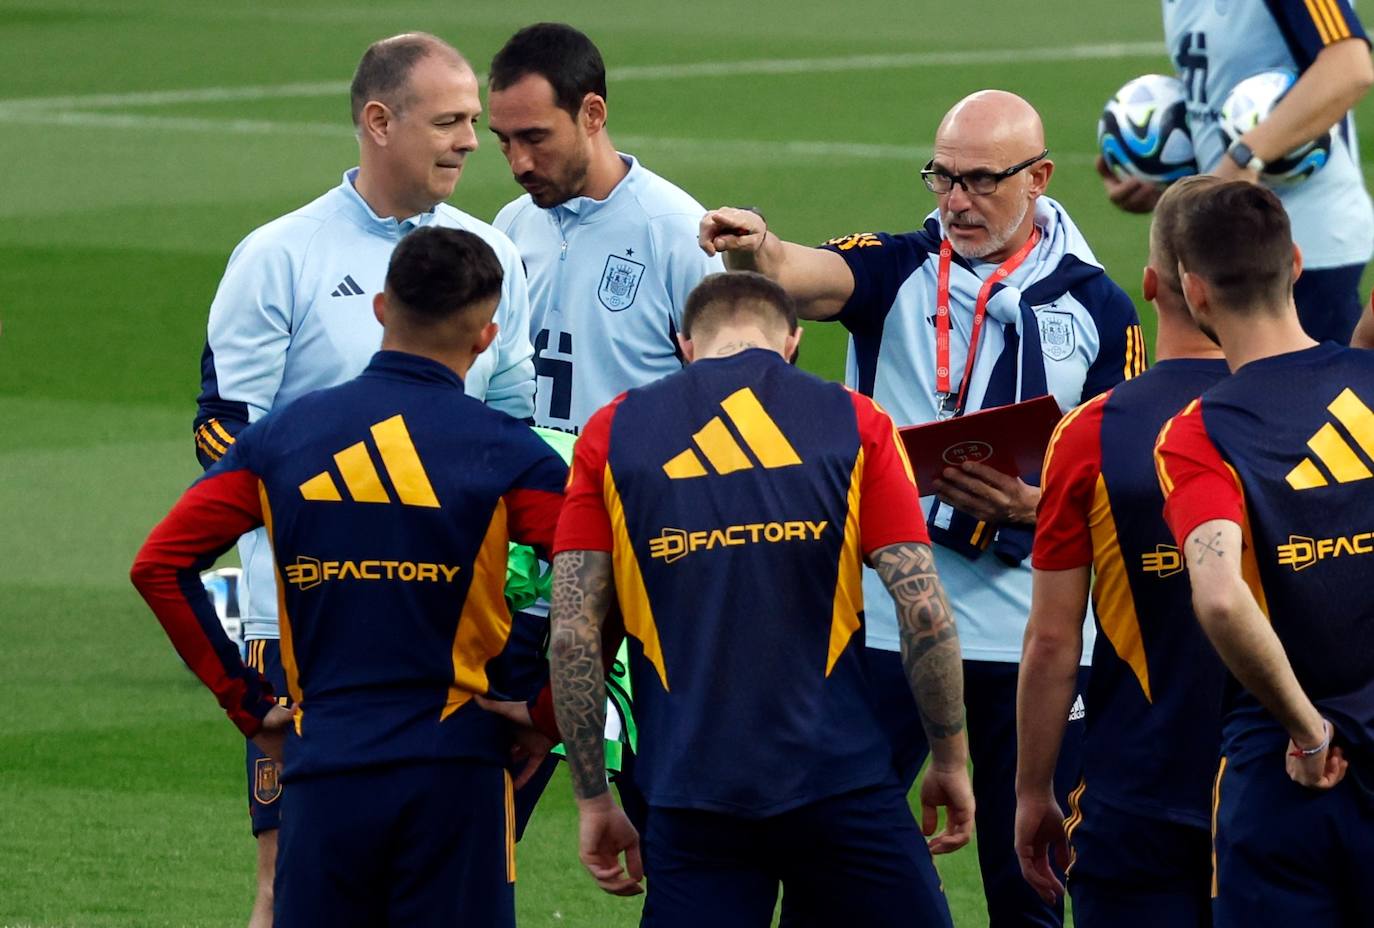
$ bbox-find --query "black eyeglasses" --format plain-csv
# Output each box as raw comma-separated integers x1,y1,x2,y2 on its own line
920,149,1049,195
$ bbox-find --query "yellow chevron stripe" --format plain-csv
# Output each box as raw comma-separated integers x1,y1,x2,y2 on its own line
195,431,221,462
1329,388,1374,459
826,450,865,677
1285,457,1329,490
1308,423,1371,483
1306,0,1336,43
198,424,227,456
663,448,708,479
720,387,802,469
208,419,236,447
692,416,752,475
370,414,440,508
1318,0,1352,39
1211,756,1228,898
299,471,343,501
334,441,391,503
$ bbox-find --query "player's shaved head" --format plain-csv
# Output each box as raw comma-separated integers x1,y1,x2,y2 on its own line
935,90,1046,160
351,32,470,126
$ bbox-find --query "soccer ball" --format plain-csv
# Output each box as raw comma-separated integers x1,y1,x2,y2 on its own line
1098,74,1198,184
200,566,245,658
1219,70,1330,185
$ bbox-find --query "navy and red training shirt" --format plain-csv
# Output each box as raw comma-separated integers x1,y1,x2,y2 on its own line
131,351,566,779
1034,358,1230,828
556,348,928,817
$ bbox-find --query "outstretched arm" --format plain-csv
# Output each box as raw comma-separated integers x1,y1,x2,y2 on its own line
698,207,855,320
549,549,644,896
871,542,973,853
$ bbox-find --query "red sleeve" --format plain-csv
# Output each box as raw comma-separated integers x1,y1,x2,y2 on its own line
850,392,929,554
505,486,564,560
129,468,277,737
553,398,622,554
1155,400,1245,545
1032,394,1107,570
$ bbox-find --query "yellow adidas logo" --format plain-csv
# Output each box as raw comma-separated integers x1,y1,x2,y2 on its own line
662,387,803,479
1285,388,1374,490
299,414,440,507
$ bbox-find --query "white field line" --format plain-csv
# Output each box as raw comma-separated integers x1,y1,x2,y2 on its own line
0,41,1164,111
0,106,1108,166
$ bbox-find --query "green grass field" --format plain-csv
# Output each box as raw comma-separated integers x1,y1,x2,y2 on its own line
4,1,1373,925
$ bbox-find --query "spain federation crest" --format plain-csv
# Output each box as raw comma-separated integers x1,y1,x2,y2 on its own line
1038,310,1075,362
598,254,645,312
253,757,282,805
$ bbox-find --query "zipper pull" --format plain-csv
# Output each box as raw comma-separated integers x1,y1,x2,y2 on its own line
560,240,568,262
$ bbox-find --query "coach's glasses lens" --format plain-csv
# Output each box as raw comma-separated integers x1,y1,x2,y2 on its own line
965,173,1000,195
921,165,953,194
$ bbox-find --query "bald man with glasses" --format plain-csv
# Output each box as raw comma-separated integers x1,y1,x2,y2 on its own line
700,90,1143,927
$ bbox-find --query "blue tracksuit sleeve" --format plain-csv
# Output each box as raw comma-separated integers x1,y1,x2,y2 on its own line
194,227,298,469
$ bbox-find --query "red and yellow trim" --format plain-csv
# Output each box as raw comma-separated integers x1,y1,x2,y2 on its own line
443,499,514,720
1088,474,1153,702
259,481,303,734
1211,755,1228,897
1062,778,1088,874
604,464,669,691
827,450,865,677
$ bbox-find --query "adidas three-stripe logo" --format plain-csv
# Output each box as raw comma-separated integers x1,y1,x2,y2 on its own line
299,414,440,507
330,275,364,297
662,387,802,479
1286,388,1374,490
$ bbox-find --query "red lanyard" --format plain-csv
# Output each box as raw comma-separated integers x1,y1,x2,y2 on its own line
934,227,1041,416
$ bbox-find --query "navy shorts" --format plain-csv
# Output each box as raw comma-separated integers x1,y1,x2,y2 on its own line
1293,262,1365,345
864,650,1086,928
1066,789,1212,928
642,781,952,928
1212,735,1374,928
244,638,289,836
274,760,515,928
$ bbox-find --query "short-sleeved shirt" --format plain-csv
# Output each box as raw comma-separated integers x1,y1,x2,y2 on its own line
1164,0,1374,269
1034,359,1230,826
820,199,1143,661
1155,343,1374,772
495,154,723,434
556,350,927,816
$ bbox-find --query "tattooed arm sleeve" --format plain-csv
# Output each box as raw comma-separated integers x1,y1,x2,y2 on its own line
549,549,616,801
871,542,968,764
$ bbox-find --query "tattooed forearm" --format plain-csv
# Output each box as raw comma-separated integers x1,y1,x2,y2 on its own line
550,550,616,801
872,542,965,742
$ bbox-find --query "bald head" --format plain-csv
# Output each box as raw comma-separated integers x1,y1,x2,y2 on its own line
936,90,1045,156
929,90,1053,261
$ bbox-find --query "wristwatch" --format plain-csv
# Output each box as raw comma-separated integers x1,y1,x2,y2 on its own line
1226,140,1266,173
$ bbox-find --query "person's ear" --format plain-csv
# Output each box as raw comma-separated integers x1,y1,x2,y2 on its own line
1142,265,1158,303
677,332,695,363
784,326,803,364
474,321,499,356
373,292,387,326
581,93,607,136
360,100,394,146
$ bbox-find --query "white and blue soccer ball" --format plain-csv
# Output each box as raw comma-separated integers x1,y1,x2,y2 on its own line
1219,69,1331,185
1098,74,1198,185
200,566,245,659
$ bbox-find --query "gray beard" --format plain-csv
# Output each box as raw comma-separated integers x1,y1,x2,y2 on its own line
946,197,1031,260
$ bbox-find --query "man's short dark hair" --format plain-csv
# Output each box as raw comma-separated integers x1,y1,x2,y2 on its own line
682,272,799,339
351,33,467,126
385,227,503,324
1151,175,1222,294
488,23,607,118
1175,180,1295,312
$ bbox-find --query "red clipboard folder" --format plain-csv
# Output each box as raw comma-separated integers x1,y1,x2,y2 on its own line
898,394,1065,493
